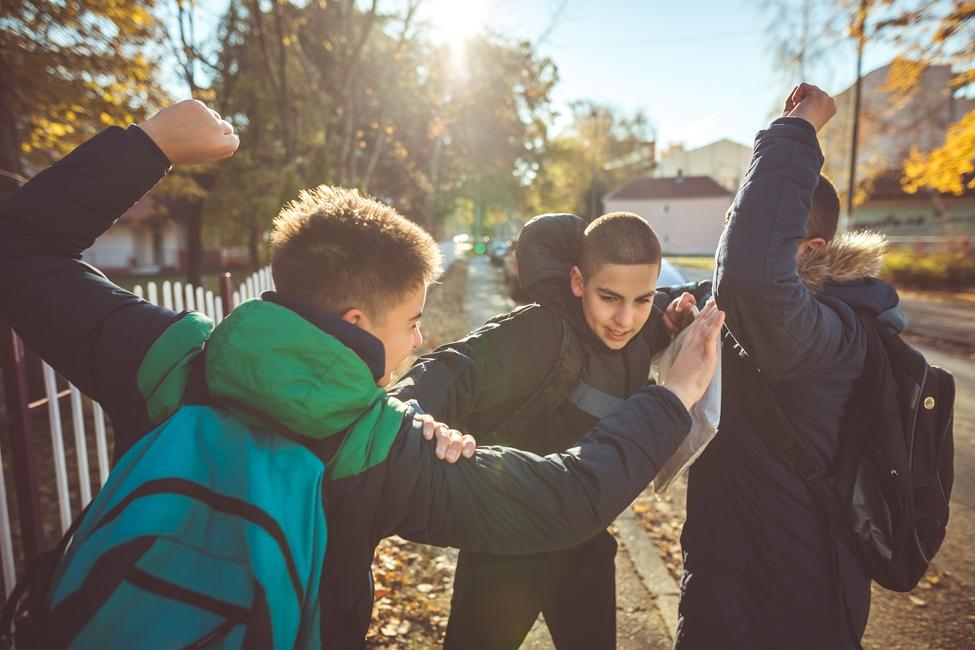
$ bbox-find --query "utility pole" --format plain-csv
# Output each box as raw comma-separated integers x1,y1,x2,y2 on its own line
845,0,868,233
589,107,599,220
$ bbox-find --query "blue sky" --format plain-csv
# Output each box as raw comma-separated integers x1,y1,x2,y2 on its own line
467,0,903,148
177,0,904,150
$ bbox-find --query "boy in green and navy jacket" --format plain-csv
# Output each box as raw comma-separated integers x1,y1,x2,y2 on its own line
0,99,724,649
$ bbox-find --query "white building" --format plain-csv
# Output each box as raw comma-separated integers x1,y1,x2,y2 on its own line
82,197,186,273
603,174,733,255
653,139,752,192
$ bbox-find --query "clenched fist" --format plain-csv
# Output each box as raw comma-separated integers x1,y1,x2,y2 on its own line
138,99,239,165
782,83,836,132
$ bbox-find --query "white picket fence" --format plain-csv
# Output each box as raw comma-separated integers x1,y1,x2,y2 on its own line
0,267,274,596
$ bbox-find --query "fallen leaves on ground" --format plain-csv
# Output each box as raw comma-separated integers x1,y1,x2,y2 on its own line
367,262,471,647
630,486,686,582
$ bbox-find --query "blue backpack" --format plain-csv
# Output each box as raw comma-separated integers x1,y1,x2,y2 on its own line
2,406,329,650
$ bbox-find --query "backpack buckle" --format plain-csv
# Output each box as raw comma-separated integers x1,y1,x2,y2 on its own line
795,457,821,480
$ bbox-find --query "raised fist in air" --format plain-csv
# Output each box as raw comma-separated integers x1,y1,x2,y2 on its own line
138,99,240,165
782,83,836,132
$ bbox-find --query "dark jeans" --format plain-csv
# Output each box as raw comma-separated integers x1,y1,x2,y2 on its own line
444,530,618,650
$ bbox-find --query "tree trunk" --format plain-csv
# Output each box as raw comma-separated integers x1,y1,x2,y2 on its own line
248,225,261,270
185,206,204,287
0,56,26,201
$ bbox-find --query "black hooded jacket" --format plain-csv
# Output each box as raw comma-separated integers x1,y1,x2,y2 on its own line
391,213,709,455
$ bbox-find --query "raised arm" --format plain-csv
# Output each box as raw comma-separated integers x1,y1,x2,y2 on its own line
384,301,725,553
0,100,238,456
714,84,845,380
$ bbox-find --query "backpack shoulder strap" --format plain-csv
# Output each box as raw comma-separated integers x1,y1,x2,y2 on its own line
725,333,864,649
725,336,850,530
490,315,585,441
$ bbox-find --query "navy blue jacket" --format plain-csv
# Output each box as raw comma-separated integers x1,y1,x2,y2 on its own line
675,118,896,649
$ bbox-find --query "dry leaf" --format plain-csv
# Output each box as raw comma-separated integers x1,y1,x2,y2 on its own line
908,595,927,607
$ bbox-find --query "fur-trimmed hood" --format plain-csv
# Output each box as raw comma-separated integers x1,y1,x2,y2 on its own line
797,230,887,294
798,230,904,330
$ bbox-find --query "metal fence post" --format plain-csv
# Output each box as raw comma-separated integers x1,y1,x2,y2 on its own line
0,322,45,560
219,272,233,318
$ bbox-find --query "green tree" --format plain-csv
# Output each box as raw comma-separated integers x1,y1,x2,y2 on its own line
0,0,163,198
527,103,656,221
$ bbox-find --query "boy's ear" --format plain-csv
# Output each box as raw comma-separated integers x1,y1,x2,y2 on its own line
341,307,369,329
569,266,585,298
797,237,827,261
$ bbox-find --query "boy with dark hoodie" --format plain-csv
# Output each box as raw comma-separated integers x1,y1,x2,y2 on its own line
674,84,888,649
390,211,709,649
0,99,724,649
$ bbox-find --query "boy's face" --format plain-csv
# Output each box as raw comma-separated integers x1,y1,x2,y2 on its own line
570,262,659,350
346,284,427,386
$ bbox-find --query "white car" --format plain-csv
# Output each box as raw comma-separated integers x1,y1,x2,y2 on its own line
657,258,689,287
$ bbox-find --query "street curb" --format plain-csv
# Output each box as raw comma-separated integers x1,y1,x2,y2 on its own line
614,507,681,642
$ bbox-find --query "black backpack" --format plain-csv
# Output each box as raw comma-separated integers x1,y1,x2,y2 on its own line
735,310,955,593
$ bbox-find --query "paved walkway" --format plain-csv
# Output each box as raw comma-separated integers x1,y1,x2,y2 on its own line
464,254,677,650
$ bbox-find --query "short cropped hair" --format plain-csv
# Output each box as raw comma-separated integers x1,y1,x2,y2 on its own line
579,211,662,278
806,174,840,241
269,186,443,321
722,174,840,241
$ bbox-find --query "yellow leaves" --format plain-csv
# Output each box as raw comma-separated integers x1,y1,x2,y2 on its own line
100,112,116,125
951,68,975,89
195,88,217,102
901,109,975,196
881,57,924,109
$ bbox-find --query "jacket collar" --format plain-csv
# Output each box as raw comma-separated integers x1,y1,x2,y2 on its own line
262,291,386,381
797,231,887,294
798,231,902,327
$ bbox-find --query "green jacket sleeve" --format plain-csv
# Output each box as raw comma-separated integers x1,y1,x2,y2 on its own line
382,383,691,553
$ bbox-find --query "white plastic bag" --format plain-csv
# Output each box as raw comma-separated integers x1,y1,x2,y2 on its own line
650,324,722,493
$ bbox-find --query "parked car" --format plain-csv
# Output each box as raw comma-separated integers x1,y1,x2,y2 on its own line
657,258,688,287
452,233,474,254
488,240,512,267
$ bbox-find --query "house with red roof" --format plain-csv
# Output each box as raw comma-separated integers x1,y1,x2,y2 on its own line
602,172,733,255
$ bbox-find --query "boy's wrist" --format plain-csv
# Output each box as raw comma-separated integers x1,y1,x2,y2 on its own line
661,381,694,412
773,116,816,133
127,125,172,170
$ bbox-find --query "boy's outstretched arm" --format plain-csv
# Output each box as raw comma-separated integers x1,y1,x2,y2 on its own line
383,302,724,553
0,100,238,456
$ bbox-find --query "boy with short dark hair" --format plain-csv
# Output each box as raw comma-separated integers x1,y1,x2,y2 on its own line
391,210,709,649
0,99,723,649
